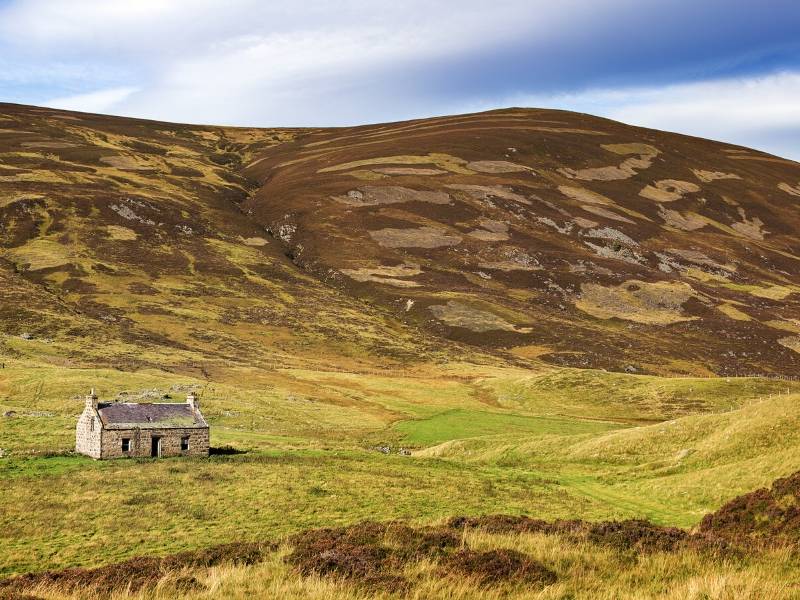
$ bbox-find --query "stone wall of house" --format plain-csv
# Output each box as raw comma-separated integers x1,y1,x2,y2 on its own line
100,427,209,459
75,406,102,459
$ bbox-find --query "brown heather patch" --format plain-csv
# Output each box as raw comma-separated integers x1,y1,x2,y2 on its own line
447,516,728,555
0,542,273,596
698,470,800,546
440,548,556,586
286,521,461,592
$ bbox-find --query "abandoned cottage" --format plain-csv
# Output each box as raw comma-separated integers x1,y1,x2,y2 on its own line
75,389,209,459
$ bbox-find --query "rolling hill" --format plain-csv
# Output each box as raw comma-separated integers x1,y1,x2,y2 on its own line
2,103,799,376
1,103,800,597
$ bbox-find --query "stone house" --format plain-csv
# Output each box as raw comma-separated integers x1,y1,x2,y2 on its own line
76,389,209,459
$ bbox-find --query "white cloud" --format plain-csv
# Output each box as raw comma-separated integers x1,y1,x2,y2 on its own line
1,1,798,160
44,87,139,114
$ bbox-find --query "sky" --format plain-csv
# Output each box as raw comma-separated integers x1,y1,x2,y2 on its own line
0,0,798,159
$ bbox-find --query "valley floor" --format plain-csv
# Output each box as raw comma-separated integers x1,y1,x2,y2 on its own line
2,358,800,598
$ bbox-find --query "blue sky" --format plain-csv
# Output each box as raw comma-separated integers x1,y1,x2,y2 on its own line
1,0,798,159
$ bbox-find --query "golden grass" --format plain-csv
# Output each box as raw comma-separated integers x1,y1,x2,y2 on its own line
717,303,752,321
16,532,800,600
316,153,474,175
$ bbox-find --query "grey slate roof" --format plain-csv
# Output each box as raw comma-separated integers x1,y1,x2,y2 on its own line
97,402,207,430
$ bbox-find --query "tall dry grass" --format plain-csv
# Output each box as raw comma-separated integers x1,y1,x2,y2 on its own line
16,532,799,600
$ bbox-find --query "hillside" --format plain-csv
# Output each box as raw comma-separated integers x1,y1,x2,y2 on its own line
1,103,800,598
240,108,800,375
2,103,800,375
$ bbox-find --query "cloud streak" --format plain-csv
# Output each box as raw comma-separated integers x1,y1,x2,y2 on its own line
0,0,798,159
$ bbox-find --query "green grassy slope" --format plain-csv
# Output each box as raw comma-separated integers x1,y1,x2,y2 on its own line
2,358,798,575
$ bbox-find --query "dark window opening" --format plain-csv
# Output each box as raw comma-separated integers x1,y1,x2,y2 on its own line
181,436,190,451
121,438,130,452
90,418,95,432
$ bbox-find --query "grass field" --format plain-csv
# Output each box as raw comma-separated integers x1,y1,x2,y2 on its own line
7,526,800,600
2,356,799,580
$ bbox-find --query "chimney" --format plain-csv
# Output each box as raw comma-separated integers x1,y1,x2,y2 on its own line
187,391,199,410
85,388,98,410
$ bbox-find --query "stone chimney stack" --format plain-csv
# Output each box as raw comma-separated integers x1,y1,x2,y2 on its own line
187,391,199,410
85,388,98,410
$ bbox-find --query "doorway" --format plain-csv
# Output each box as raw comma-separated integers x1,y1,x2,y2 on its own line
151,436,161,458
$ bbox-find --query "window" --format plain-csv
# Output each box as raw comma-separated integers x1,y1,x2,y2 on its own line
181,436,190,451
121,438,130,452
89,418,95,432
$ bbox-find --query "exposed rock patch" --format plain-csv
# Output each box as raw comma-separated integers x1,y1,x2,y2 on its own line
584,227,638,247
584,243,644,265
536,217,573,234
110,200,156,226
